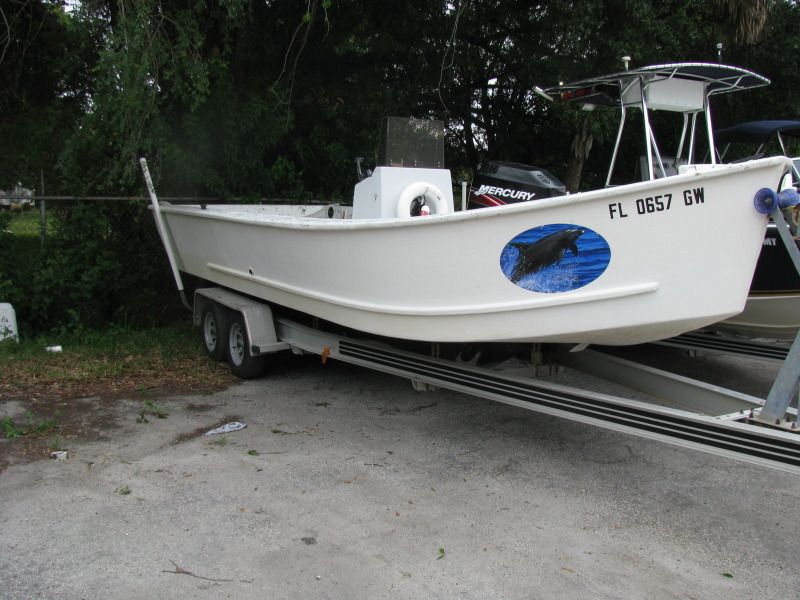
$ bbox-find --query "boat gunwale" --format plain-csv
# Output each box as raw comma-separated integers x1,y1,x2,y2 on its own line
156,156,789,231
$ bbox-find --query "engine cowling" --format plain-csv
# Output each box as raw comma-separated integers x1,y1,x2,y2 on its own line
469,161,566,209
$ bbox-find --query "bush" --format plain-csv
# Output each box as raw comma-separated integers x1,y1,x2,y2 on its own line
4,201,184,335
0,210,25,308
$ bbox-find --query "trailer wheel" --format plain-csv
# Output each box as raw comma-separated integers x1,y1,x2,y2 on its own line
200,304,227,361
226,312,265,379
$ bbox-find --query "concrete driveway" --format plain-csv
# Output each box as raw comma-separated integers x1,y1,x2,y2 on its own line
1,352,798,599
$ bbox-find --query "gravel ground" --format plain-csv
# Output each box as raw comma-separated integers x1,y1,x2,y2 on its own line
1,351,798,599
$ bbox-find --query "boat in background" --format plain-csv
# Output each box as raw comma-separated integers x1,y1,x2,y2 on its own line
711,120,800,339
144,65,791,347
717,120,800,176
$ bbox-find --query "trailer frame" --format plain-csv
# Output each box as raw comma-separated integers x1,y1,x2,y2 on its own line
192,286,800,475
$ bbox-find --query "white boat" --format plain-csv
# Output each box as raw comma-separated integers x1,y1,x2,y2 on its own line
143,64,791,347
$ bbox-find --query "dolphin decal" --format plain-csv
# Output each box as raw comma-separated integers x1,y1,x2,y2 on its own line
508,228,585,283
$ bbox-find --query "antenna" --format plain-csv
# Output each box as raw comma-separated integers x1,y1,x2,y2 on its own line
622,55,631,70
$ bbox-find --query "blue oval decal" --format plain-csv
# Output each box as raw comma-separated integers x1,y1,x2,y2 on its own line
500,223,610,293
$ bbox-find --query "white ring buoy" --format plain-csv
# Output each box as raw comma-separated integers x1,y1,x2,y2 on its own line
396,181,447,218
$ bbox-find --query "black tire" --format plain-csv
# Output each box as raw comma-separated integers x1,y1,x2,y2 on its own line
200,303,227,361
226,312,266,379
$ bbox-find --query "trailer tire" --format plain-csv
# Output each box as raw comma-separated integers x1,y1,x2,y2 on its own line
226,312,265,379
200,303,227,361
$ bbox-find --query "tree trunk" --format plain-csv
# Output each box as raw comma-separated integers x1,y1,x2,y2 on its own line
563,118,593,192
717,0,769,44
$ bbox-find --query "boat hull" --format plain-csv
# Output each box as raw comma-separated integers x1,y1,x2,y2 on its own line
156,157,789,345
718,294,800,339
715,224,800,339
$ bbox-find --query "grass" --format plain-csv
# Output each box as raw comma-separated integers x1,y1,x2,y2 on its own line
2,411,60,439
7,209,43,237
146,399,169,418
0,322,234,400
136,399,170,423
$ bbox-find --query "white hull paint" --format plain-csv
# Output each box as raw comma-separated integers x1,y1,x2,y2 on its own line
156,157,789,345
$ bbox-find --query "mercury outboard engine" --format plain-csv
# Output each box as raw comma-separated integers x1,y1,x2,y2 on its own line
468,161,566,209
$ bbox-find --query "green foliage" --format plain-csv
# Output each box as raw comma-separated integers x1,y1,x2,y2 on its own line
20,200,180,333
137,399,169,423
2,411,60,439
0,320,198,361
0,210,20,306
9,1,800,200
0,2,93,193
0,210,41,316
1,416,23,439
7,211,41,236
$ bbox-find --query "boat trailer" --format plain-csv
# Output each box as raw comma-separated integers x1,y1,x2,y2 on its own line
654,331,789,361
189,284,800,476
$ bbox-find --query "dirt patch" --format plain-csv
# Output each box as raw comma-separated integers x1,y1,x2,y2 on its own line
0,395,124,472
184,402,219,413
171,415,244,445
1,370,235,404
379,401,439,416
0,368,237,473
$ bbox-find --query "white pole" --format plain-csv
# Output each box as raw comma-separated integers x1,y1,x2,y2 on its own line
461,181,467,211
139,158,190,310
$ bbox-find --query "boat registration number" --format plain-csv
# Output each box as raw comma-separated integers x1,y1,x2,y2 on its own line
608,187,705,220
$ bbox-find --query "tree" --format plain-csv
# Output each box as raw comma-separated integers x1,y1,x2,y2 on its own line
0,1,93,192
717,0,769,45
